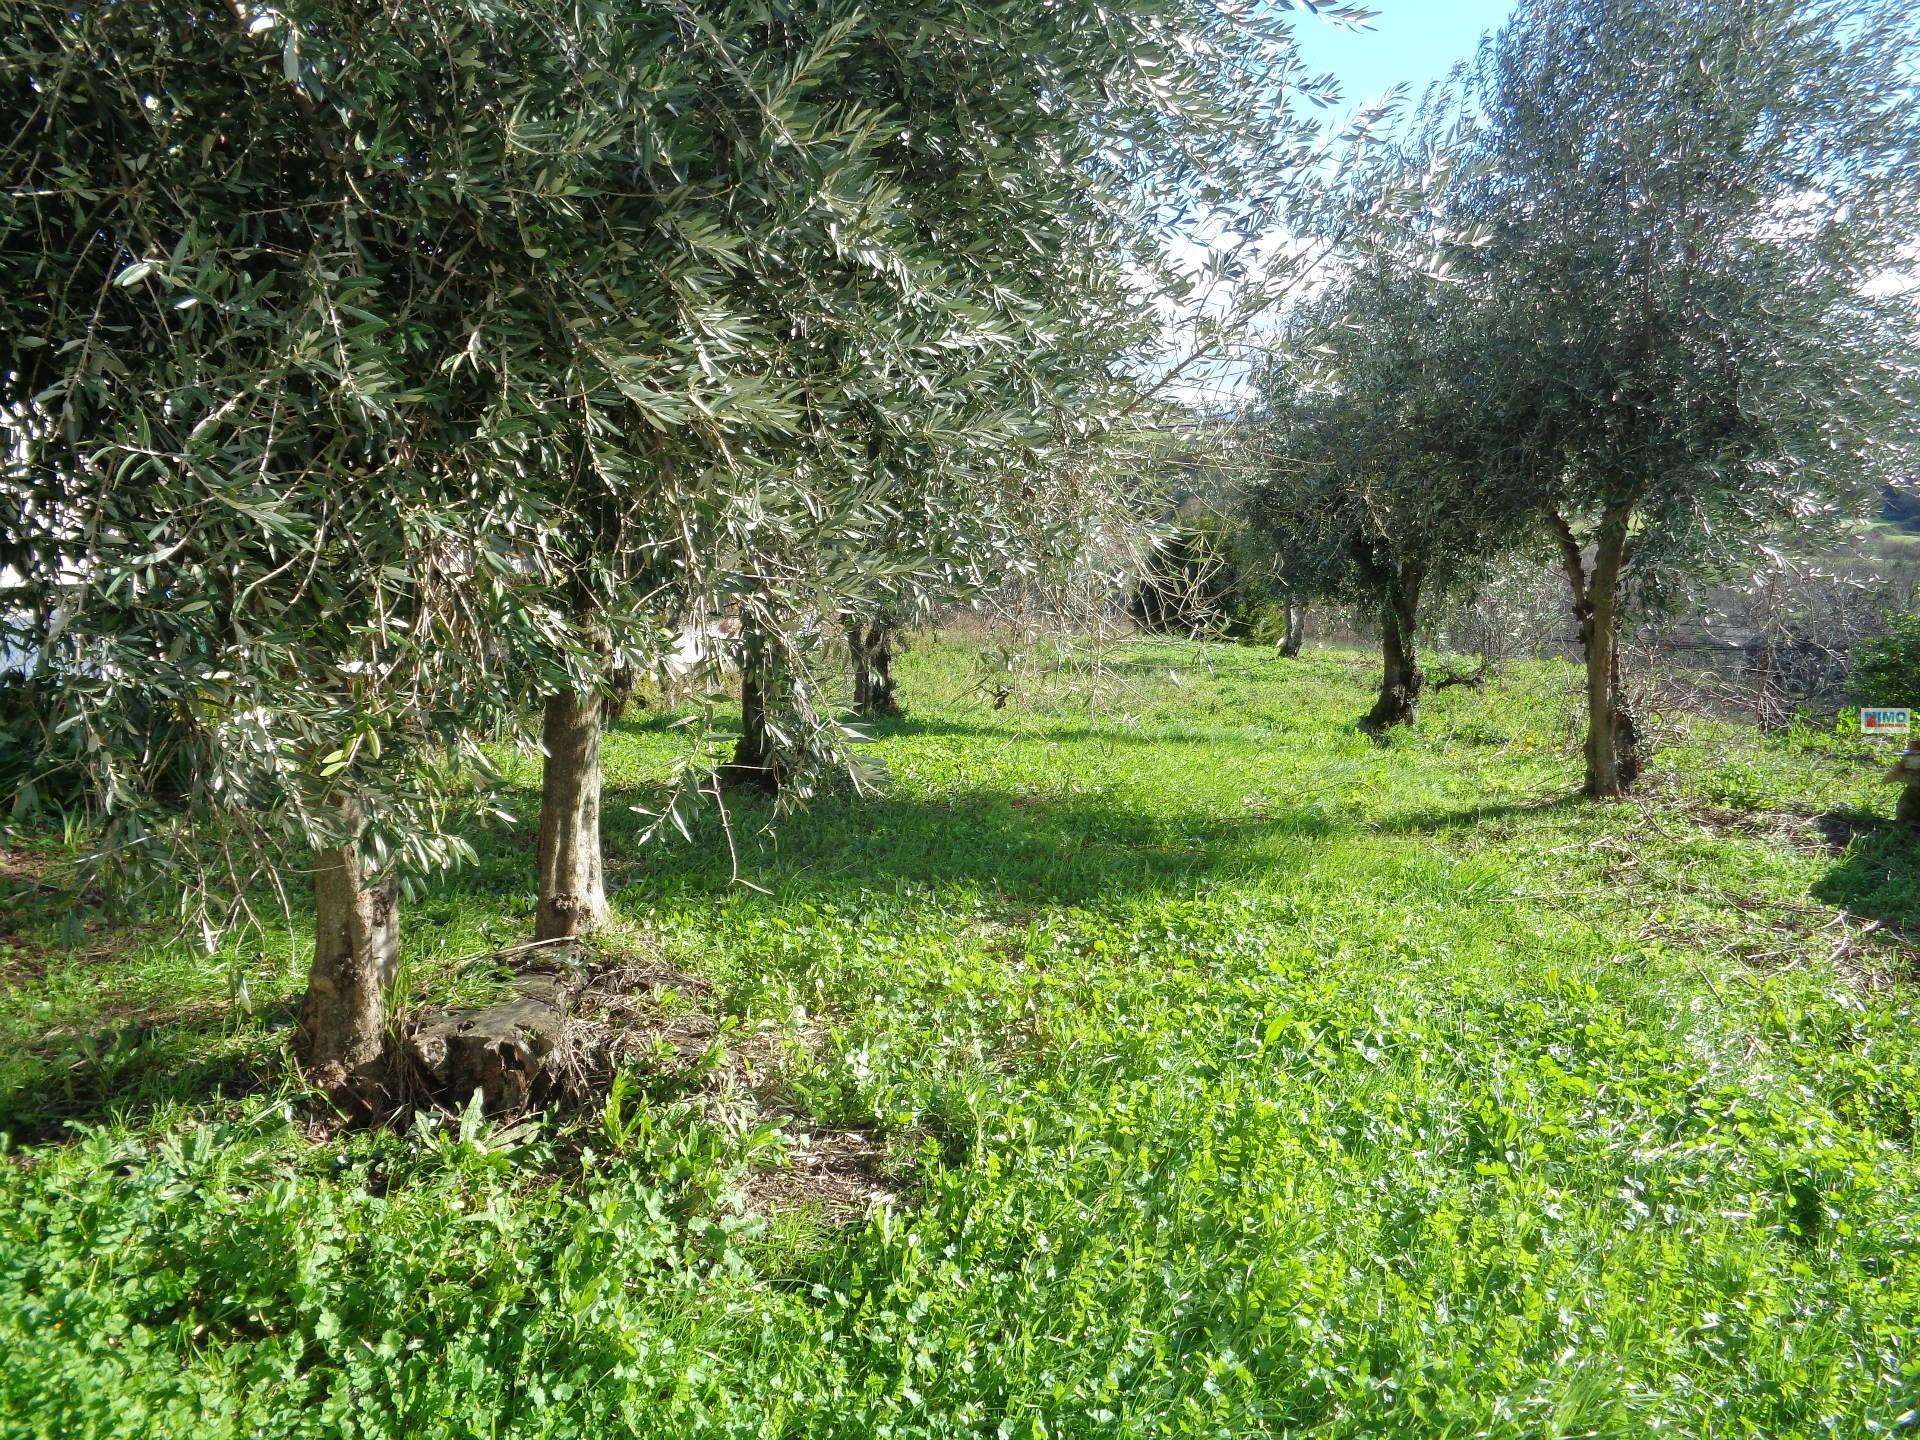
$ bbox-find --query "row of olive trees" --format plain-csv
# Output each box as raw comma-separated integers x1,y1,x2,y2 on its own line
1251,0,1920,795
0,0,1336,1106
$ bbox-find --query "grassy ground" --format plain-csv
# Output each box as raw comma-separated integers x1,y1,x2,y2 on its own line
2,637,1917,1438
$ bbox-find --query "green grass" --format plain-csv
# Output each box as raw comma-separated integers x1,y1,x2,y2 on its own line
3,638,1918,1438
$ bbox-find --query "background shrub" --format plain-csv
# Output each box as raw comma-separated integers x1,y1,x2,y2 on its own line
1130,514,1284,642
1848,612,1920,710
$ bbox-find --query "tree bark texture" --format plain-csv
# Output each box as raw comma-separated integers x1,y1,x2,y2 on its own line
1278,601,1305,658
848,618,902,717
535,691,610,942
405,969,576,1115
297,807,401,1109
722,628,783,794
1365,566,1423,730
1547,507,1642,797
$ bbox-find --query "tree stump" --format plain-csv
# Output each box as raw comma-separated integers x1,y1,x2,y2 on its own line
404,969,578,1114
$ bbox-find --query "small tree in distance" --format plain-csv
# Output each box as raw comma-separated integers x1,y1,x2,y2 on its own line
1252,256,1516,730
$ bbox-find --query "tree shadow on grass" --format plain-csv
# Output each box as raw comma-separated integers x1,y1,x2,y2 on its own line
710,788,1329,902
1370,792,1585,836
455,776,1347,916
0,998,293,1144
846,711,1283,750
634,783,1348,908
1809,811,1920,941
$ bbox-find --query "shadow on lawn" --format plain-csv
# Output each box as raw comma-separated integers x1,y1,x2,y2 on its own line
1809,811,1920,947
624,783,1341,906
0,999,293,1143
1371,792,1585,835
454,768,1347,914
841,712,1289,750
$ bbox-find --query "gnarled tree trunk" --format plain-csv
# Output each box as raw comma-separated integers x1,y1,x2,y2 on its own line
535,690,610,942
1278,600,1305,658
1548,506,1642,797
297,804,400,1110
722,627,782,794
848,618,902,718
1365,565,1424,730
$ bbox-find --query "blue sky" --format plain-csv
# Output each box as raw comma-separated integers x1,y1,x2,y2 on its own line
1288,0,1517,116
1151,1,1523,407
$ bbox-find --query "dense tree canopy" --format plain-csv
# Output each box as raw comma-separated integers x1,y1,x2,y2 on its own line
1,0,1339,1099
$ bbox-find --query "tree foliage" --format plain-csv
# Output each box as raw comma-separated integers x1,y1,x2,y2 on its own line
1850,612,1920,713
1129,510,1282,641
1252,0,1920,766
2,0,1345,1091
1456,0,1920,791
1250,255,1514,727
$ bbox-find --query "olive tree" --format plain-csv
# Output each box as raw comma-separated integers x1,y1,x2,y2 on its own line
0,0,898,1091
1251,257,1514,729
1460,0,1920,795
3,0,1354,1105
0,1,663,1101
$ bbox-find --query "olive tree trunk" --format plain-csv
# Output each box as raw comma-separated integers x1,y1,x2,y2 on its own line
1364,565,1424,730
297,804,401,1108
535,690,610,942
722,627,782,794
1548,507,1642,797
1278,600,1305,658
848,618,902,718
1898,778,1920,826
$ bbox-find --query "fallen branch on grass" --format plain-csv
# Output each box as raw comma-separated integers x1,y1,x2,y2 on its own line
1428,662,1491,691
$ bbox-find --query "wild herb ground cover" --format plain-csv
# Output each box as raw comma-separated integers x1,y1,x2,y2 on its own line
2,639,1917,1438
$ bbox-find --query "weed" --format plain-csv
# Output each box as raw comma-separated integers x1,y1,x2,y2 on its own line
1,641,1916,1437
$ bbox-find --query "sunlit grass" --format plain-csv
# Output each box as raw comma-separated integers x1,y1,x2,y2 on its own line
2,637,1916,1437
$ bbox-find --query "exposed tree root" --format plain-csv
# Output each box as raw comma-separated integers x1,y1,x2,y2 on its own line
386,951,896,1221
